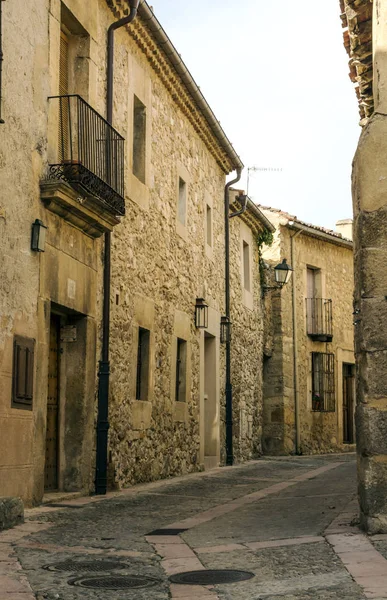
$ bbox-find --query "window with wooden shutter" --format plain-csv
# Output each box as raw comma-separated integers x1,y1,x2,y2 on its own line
12,336,35,409
175,338,187,403
135,327,150,401
59,31,69,95
58,31,70,161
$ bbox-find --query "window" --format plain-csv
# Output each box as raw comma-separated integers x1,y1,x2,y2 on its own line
243,241,251,292
175,338,187,402
136,328,150,400
177,177,187,226
312,352,335,412
133,95,146,183
206,204,212,247
12,336,35,409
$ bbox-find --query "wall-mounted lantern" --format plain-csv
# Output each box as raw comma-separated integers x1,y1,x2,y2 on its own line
220,316,232,344
263,258,293,293
195,298,208,329
274,258,293,287
31,219,48,252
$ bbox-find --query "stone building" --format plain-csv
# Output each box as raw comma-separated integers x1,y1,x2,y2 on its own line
340,0,387,533
0,0,271,505
260,207,355,456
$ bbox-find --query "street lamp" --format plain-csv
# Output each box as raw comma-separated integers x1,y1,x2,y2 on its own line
263,258,293,292
274,259,293,287
195,298,208,329
31,219,48,252
220,316,232,344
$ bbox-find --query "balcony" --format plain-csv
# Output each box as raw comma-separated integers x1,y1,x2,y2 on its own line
306,298,333,342
41,95,125,236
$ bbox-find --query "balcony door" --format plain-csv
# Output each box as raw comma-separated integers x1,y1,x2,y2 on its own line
307,268,318,333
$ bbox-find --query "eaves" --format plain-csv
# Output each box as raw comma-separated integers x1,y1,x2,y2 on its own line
286,221,353,250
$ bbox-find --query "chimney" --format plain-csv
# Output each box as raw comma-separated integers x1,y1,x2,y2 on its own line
336,219,353,241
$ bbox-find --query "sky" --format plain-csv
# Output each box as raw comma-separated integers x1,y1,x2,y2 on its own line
150,0,360,231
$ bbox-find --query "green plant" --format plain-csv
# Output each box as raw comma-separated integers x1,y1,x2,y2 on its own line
256,229,274,287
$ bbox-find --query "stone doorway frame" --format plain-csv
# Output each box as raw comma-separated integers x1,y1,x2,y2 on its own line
34,300,97,502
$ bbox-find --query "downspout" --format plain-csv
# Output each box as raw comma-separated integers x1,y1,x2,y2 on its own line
290,228,303,455
224,169,242,466
229,193,248,219
95,0,140,496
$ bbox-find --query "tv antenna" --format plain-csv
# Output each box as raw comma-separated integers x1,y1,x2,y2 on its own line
247,166,283,196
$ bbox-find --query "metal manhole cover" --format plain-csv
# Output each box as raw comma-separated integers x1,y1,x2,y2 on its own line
68,575,159,589
43,560,127,573
169,569,255,585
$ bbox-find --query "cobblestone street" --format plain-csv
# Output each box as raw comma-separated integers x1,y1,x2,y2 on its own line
2,454,387,599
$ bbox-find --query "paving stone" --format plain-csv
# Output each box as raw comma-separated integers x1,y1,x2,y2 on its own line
4,455,369,600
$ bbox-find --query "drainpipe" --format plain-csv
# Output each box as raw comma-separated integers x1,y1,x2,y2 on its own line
224,169,242,466
229,193,248,219
0,0,5,124
290,228,303,455
95,0,140,496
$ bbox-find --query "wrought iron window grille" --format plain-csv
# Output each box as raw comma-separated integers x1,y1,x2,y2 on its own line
311,352,335,412
47,95,125,216
306,298,333,342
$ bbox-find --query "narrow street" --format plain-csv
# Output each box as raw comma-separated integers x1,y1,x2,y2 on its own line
2,454,387,599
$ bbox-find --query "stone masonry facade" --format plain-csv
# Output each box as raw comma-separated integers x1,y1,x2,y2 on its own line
0,0,270,504
261,208,355,456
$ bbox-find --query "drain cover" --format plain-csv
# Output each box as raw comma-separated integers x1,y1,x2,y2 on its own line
44,560,127,573
147,528,188,536
68,575,159,589
169,569,255,585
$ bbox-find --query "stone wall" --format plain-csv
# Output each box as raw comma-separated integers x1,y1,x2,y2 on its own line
0,0,268,502
342,0,387,535
261,211,354,455
229,207,266,462
104,16,267,483
0,0,50,502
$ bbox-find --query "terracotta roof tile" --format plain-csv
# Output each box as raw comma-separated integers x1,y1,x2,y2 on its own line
258,205,353,243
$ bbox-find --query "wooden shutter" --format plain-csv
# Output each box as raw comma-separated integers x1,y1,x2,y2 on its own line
12,336,35,409
58,31,69,161
59,32,69,96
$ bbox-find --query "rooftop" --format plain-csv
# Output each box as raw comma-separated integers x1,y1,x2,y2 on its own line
259,205,353,245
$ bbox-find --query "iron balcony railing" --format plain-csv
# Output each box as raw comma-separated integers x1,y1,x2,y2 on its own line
306,298,333,342
48,95,125,216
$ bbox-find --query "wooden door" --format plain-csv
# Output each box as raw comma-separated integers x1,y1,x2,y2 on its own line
343,363,355,444
44,315,60,491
